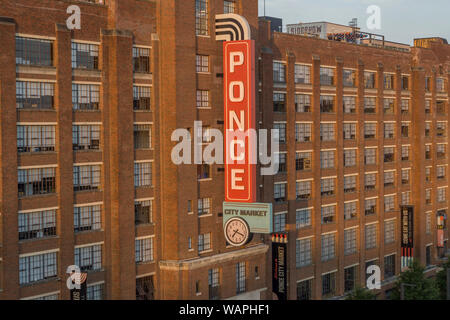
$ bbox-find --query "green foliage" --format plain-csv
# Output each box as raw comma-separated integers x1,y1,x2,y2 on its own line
345,286,377,300
436,260,450,300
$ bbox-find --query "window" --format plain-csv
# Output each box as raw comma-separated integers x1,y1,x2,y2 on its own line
401,191,411,205
135,200,152,225
321,205,336,224
384,147,395,163
436,78,445,92
320,95,335,113
343,69,356,87
344,175,356,193
385,219,395,244
384,98,395,114
437,166,446,180
87,283,104,300
401,76,410,90
196,55,209,73
274,213,286,232
72,84,100,111
208,268,220,300
236,262,246,294
134,124,151,149
295,94,311,112
344,228,357,255
365,224,377,249
344,202,357,221
426,189,432,204
425,100,431,114
296,181,311,200
402,145,410,161
17,125,55,153
135,237,154,263
320,67,334,86
384,171,395,188
136,276,155,300
320,151,335,169
19,252,57,285
384,73,394,90
133,47,150,73
426,212,432,234
320,123,335,141
295,123,311,142
71,42,98,70
425,122,432,137
384,195,395,212
343,96,356,114
344,266,357,292
364,123,377,139
198,198,211,216
437,122,447,137
197,164,211,180
73,165,101,191
19,209,57,240
437,187,447,202
365,198,377,216
295,64,311,84
384,254,396,279
296,238,312,268
16,36,52,66
133,86,151,111
16,81,54,109
74,205,101,232
134,162,152,187
365,173,376,190
425,77,431,92
29,293,59,300
344,149,356,167
321,234,335,262
365,148,377,165
322,272,336,298
274,183,286,202
273,62,286,83
273,93,286,112
296,208,312,229
321,178,335,197
18,167,56,197
73,125,100,151
274,122,287,143
224,0,236,13
364,97,376,113
296,152,312,171
364,72,376,89
196,90,209,108
74,244,102,271
401,99,410,114
426,145,432,160
402,169,410,185
297,279,312,300
401,122,409,138
437,144,446,159
384,123,395,139
437,101,446,114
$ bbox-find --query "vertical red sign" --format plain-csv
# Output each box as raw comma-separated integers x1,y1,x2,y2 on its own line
224,40,256,203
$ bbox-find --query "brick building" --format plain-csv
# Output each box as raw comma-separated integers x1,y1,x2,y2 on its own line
0,0,449,300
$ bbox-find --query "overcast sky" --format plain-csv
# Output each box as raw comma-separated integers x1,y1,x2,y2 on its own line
258,0,450,45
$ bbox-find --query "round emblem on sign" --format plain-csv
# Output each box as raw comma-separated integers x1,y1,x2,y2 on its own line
224,217,250,247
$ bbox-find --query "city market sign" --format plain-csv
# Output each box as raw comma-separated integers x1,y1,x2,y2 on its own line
223,202,273,234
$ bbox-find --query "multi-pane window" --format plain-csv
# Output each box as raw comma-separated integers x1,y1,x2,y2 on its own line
401,192,411,205
19,209,57,240
273,93,286,112
236,262,246,294
295,123,312,142
74,205,102,232
133,86,151,111
364,123,376,139
384,73,395,90
273,62,286,83
437,101,446,114
296,238,312,268
71,42,99,69
426,212,432,234
198,198,211,216
19,252,57,285
274,183,286,202
384,123,395,139
274,122,287,143
322,272,336,298
402,169,410,184
344,175,357,193
135,200,152,225
196,54,209,73
401,99,410,114
364,97,376,113
437,166,446,180
135,237,154,263
73,165,101,191
364,71,376,89
425,77,431,92
401,76,410,90
343,69,356,87
365,173,376,190
321,178,335,197
344,228,357,255
437,144,447,159
365,224,377,249
321,234,335,262
344,266,357,293
384,254,396,279
134,162,152,187
344,149,356,167
385,219,396,244
197,164,211,180
134,124,151,149
72,84,100,110
133,47,150,73
16,81,54,109
426,144,432,159
320,67,334,86
437,122,447,137
343,96,356,114
384,98,395,114
74,244,102,271
320,123,335,141
437,78,445,92
16,37,52,66
18,167,56,197
295,64,311,84
344,202,357,220
365,148,377,165
196,0,209,36
274,212,286,232
17,125,55,153
426,188,432,204
384,171,395,188
297,279,312,300
87,283,104,300
196,90,209,108
73,125,100,151
296,208,312,229
320,151,335,169
208,268,220,300
296,152,312,171
384,147,395,163
320,95,335,113
437,187,447,202
296,180,312,200
425,100,431,114
224,0,236,13
402,145,410,161
30,293,59,300
384,195,395,212
295,94,311,112
321,205,336,224
401,122,410,138
365,198,377,216
425,167,432,183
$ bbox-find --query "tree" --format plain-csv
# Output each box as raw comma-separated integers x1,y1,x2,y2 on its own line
345,286,377,300
390,260,440,300
436,260,450,300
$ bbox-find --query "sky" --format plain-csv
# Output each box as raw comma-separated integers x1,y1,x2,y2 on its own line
258,0,450,45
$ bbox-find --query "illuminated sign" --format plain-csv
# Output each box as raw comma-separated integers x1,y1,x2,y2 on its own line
272,234,287,300
223,202,273,234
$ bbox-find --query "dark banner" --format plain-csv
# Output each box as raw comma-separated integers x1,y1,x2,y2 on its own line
401,206,414,249
272,242,287,301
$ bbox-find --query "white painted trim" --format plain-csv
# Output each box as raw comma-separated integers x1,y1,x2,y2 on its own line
74,202,103,208
16,33,55,41
16,78,56,83
74,242,104,249
21,291,60,300
18,207,58,214
19,248,59,258
18,164,57,169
